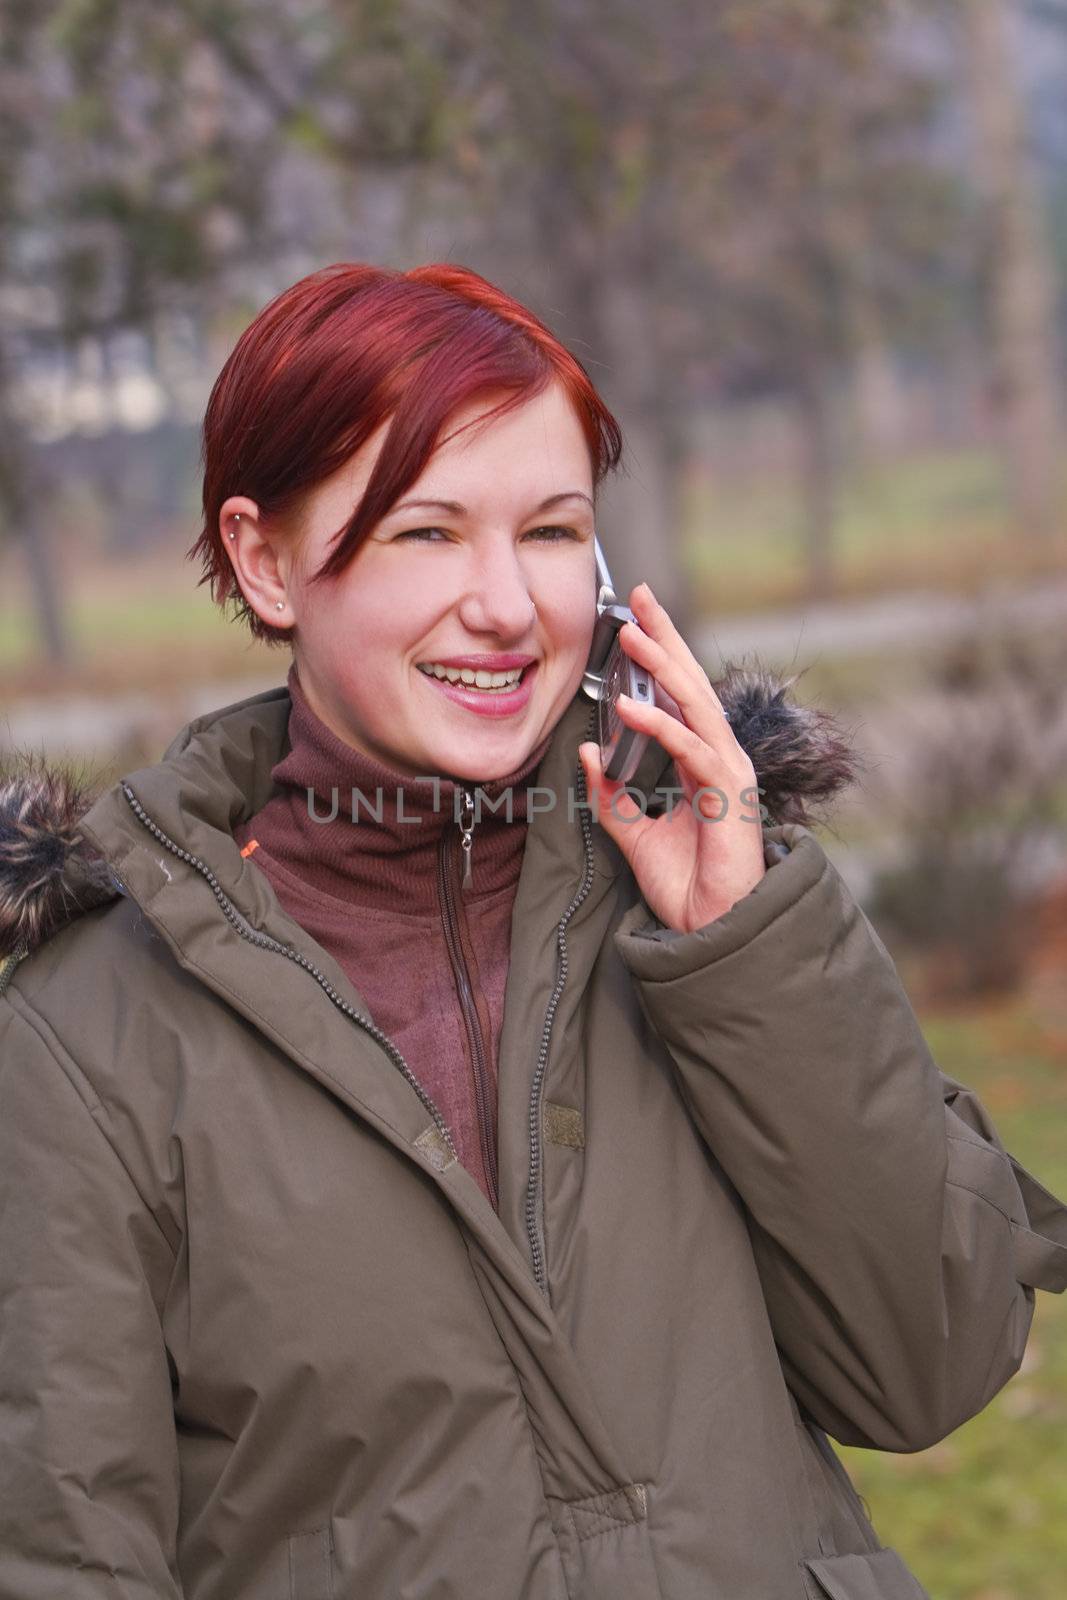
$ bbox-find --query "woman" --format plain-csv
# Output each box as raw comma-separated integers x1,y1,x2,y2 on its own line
1,262,1065,1600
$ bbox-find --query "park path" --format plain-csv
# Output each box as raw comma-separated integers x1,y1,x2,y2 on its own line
690,571,1067,668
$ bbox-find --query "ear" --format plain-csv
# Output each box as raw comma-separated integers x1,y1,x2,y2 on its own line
220,495,294,629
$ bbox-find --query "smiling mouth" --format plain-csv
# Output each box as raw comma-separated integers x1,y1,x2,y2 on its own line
416,662,531,693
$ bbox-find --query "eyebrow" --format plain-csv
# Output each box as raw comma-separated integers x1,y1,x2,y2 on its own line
388,490,595,517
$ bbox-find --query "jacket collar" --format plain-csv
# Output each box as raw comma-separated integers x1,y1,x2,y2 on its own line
76,678,621,913
235,663,556,914
71,678,626,1312
2,653,856,965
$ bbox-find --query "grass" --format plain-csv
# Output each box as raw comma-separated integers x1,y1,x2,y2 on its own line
3,443,1067,700
0,548,277,695
833,992,1067,1599
681,446,1067,610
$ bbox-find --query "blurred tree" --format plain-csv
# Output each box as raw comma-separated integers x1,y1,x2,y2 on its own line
958,0,1064,544
681,2,966,600
0,1,273,660
3,0,1049,668
0,0,459,663
420,0,962,616
0,5,70,663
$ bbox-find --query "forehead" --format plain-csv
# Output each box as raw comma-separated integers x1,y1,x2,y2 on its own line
303,380,594,532
413,383,593,498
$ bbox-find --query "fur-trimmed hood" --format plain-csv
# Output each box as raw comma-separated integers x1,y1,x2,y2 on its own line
0,662,862,964
0,761,120,967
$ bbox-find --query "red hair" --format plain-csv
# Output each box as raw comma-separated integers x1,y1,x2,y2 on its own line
189,262,624,645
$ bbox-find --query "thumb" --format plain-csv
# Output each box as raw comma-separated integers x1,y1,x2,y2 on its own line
578,741,648,856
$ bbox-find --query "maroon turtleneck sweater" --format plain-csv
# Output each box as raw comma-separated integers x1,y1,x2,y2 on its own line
233,664,554,1212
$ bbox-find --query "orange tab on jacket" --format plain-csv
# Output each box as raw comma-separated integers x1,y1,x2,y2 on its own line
240,839,260,858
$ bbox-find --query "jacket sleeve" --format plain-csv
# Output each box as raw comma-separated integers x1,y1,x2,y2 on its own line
0,992,184,1598
613,822,1067,1455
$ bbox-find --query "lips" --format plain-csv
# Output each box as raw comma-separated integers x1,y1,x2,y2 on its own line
417,661,538,718
417,662,527,691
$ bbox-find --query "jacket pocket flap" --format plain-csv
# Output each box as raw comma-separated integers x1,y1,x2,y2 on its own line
1007,1155,1067,1291
803,1547,930,1600
288,1526,334,1600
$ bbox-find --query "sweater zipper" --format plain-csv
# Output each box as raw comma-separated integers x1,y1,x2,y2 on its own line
437,788,499,1211
457,785,475,893
120,699,596,1301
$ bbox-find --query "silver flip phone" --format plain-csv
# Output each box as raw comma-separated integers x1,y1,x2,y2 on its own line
580,538,655,785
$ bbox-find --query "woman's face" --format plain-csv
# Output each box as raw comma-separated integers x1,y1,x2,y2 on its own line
249,380,598,782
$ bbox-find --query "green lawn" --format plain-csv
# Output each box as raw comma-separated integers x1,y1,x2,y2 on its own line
681,446,1067,608
0,583,241,661
834,1001,1067,1598
5,443,1066,693
0,570,272,691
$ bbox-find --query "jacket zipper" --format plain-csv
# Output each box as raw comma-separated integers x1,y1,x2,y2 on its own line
437,790,499,1211
118,782,458,1163
120,699,597,1301
524,706,597,1300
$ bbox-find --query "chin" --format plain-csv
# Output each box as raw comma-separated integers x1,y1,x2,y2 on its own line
431,731,535,784
437,750,524,784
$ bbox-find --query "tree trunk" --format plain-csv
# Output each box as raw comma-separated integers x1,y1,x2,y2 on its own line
592,272,689,628
594,403,688,625
961,0,1063,544
848,292,909,463
794,370,838,602
0,364,71,667
19,510,69,666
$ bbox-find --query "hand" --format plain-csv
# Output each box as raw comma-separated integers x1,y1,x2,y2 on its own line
578,583,767,934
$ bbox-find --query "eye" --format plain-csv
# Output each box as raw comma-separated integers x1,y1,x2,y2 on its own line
392,524,585,545
523,525,583,542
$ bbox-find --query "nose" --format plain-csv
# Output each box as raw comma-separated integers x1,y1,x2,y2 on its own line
455,534,537,641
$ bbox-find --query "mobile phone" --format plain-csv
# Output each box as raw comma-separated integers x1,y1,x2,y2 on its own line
580,538,655,785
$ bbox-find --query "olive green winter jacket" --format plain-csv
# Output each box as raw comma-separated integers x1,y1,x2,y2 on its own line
1,682,1065,1600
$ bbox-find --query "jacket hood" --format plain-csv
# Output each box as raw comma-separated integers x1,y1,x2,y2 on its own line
0,659,862,963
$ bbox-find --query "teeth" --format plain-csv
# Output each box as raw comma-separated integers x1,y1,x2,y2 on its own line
418,662,527,691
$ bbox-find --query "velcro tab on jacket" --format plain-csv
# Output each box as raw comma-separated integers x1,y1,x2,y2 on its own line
414,1123,457,1171
545,1102,585,1149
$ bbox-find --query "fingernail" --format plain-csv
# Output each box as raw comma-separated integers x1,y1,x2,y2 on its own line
642,582,656,602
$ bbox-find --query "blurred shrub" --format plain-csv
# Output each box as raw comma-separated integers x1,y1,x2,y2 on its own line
865,628,1067,1001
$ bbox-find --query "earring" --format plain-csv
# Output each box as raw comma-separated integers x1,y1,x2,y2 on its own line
228,514,239,541
275,601,285,611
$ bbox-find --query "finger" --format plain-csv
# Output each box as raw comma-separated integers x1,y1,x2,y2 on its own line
627,583,711,688
612,693,749,805
651,677,685,723
578,740,654,854
617,618,733,752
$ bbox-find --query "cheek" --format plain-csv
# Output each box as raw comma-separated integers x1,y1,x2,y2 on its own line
319,583,437,696
546,587,597,657
316,605,395,696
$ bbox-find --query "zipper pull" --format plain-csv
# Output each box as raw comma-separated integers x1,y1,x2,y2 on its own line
458,788,476,894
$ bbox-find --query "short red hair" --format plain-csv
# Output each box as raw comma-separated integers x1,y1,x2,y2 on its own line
189,262,624,645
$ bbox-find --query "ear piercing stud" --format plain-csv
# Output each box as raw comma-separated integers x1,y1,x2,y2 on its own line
227,514,281,613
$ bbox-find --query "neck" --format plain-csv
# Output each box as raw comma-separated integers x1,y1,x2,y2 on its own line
234,663,553,914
